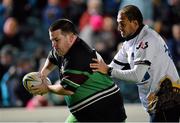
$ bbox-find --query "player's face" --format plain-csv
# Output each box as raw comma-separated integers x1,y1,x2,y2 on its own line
117,12,138,38
49,29,72,56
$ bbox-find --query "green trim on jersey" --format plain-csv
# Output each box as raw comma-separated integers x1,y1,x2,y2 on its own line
63,70,114,106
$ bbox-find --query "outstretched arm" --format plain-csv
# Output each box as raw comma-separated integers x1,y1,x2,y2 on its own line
90,58,149,83
31,82,74,95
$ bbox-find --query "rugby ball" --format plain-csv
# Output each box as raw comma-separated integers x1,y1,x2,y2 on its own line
22,72,51,93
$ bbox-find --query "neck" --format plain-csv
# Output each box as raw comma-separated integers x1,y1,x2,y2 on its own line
125,24,144,41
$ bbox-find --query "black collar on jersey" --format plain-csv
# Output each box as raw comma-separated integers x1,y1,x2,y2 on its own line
64,37,91,58
125,24,144,41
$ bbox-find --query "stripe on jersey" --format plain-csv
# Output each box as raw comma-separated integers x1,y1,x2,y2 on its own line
70,84,119,113
113,59,130,70
134,60,151,66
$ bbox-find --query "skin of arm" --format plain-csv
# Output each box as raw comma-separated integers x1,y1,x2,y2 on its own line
30,58,74,95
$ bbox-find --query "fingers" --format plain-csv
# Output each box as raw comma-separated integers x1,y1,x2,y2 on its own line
90,58,100,71
91,69,99,72
90,58,103,68
92,58,99,63
30,85,38,90
31,90,43,96
90,63,99,68
30,88,39,95
38,72,47,82
92,58,105,63
30,85,42,95
37,72,41,78
30,82,49,95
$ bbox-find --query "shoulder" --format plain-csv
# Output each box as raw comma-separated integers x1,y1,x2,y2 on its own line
142,25,161,41
139,25,164,46
48,49,61,65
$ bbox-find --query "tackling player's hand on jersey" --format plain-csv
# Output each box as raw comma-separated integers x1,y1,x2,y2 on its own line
90,58,109,74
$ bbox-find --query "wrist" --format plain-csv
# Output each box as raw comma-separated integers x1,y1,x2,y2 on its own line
39,72,47,81
46,84,52,92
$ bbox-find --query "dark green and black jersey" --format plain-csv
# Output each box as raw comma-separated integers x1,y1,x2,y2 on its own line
48,37,126,122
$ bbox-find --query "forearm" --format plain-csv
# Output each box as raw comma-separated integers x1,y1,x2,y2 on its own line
111,65,149,83
40,59,56,77
39,59,74,95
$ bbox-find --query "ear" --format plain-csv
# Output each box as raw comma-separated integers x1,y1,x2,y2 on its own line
134,20,139,27
68,33,76,44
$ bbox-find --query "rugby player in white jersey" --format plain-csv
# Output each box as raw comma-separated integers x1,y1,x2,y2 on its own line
90,5,180,122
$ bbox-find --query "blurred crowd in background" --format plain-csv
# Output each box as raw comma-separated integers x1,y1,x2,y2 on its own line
0,0,179,109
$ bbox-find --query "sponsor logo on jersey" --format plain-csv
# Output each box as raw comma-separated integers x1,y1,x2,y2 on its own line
136,41,148,49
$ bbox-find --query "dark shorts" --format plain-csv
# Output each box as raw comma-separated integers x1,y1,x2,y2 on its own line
149,104,180,122
73,91,127,122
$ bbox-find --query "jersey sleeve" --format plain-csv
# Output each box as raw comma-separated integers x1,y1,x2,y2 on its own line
47,49,60,66
109,43,130,70
111,37,157,83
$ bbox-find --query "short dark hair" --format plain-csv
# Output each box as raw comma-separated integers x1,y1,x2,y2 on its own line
49,19,78,34
120,5,143,25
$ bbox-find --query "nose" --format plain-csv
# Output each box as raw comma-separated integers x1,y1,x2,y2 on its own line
52,41,56,48
118,24,122,31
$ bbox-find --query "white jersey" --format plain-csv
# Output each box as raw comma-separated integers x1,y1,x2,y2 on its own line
110,25,180,113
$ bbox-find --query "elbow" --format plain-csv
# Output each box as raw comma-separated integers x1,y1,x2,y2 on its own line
62,90,74,95
125,72,142,83
134,72,143,82
133,65,149,82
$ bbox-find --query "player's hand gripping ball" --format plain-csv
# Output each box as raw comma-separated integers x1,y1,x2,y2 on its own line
22,72,51,94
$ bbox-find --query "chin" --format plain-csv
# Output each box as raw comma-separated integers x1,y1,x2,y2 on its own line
121,34,126,38
55,50,61,56
121,32,125,37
